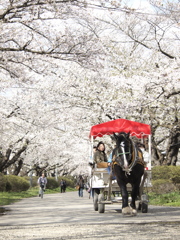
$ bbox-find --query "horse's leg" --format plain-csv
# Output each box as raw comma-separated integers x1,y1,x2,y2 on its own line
129,182,140,215
130,182,139,209
120,184,129,209
130,166,144,215
120,183,132,215
114,165,131,215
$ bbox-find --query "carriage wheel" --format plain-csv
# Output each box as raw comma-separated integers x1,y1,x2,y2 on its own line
135,200,141,211
138,202,142,211
141,202,148,213
93,192,98,211
98,193,105,213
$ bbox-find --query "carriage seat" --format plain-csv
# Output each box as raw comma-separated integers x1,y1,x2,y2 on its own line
97,162,108,168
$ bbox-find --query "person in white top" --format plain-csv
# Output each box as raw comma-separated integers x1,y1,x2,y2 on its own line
138,143,150,167
38,173,47,196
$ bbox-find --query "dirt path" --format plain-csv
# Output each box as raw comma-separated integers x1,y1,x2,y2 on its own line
0,191,180,239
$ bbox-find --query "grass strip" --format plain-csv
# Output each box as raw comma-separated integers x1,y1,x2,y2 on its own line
1,189,180,207
148,192,180,207
0,187,76,206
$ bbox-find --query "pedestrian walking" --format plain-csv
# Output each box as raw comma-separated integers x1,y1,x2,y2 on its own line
77,175,84,197
38,173,47,197
60,179,66,193
63,180,67,193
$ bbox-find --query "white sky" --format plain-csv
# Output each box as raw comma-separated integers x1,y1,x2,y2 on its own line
124,0,151,9
125,0,179,9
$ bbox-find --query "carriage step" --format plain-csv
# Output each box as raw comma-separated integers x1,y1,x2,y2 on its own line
99,201,113,204
99,200,122,204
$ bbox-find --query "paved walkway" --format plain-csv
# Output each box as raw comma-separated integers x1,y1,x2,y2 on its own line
0,191,180,240
1,191,180,226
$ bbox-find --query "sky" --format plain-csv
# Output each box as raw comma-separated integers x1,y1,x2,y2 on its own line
124,0,151,9
125,0,179,9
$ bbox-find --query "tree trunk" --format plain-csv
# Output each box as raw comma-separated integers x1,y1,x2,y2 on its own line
13,159,23,175
151,143,164,166
166,127,180,166
0,139,29,173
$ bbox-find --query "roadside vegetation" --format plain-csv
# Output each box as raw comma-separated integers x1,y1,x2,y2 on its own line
0,174,77,206
0,166,180,207
148,192,180,207
146,166,180,207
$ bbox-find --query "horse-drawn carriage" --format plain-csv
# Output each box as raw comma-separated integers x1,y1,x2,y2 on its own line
89,119,152,215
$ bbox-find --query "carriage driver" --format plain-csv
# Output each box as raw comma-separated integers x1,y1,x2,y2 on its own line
93,141,108,164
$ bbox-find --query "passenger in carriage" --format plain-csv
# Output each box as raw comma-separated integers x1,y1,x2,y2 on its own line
107,144,116,163
93,141,108,164
107,145,116,179
137,143,150,167
93,145,97,153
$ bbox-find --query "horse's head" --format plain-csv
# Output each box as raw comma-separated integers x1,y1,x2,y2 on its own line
113,132,132,169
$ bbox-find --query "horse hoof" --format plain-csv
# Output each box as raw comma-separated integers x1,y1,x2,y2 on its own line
129,205,137,216
122,206,131,215
131,209,137,216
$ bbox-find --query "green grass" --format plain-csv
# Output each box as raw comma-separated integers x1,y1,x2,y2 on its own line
148,192,180,207
0,187,76,206
1,188,180,207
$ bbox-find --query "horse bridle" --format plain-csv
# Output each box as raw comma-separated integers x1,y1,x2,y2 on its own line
113,137,137,175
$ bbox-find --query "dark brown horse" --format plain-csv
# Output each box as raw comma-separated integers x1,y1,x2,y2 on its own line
112,132,145,215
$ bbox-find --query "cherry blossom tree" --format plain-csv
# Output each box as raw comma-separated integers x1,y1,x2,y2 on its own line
0,0,179,176
95,0,180,165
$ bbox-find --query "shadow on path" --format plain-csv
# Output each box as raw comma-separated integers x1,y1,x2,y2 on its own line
1,191,180,226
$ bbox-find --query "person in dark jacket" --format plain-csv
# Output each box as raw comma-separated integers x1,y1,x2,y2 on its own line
77,175,84,197
63,180,67,192
60,179,65,193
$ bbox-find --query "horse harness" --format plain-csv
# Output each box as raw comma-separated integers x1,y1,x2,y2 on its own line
112,138,145,175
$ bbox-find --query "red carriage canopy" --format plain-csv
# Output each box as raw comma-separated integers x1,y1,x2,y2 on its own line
89,119,151,139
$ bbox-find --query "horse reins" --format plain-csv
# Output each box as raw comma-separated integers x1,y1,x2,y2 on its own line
112,138,139,175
